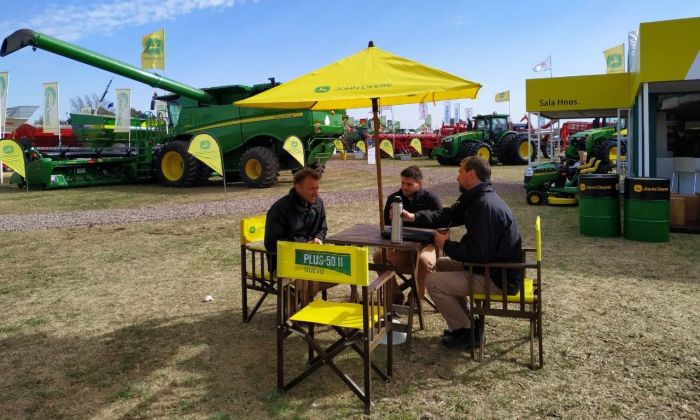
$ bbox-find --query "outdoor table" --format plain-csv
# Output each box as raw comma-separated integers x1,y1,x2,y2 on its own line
325,223,434,352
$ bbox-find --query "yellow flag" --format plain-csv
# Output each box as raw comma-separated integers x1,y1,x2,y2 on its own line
333,138,344,151
355,141,366,153
141,29,165,70
410,138,422,155
379,139,394,158
0,139,26,178
188,133,223,176
604,44,625,74
283,135,305,166
495,90,510,103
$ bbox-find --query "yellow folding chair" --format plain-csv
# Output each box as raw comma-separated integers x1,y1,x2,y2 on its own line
467,216,544,369
240,214,275,323
276,241,395,414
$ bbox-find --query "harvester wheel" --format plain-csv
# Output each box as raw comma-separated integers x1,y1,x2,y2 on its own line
156,140,201,187
240,146,280,188
526,190,545,206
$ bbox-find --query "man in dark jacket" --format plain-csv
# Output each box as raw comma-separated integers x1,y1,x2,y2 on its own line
265,168,327,279
402,156,522,349
373,165,442,303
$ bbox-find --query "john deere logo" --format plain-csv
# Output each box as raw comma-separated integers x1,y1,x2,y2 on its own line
295,250,351,275
579,183,586,191
200,140,211,150
3,145,13,154
143,38,163,56
314,86,331,93
249,226,256,234
633,184,643,193
607,54,622,69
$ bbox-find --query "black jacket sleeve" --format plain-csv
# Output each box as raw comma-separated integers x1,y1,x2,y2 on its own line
414,205,453,228
264,202,288,256
314,201,328,242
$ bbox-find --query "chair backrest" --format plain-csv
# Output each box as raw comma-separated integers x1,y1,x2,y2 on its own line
241,214,266,244
276,241,369,286
535,216,542,263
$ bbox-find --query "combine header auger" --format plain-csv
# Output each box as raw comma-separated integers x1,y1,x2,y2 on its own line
1,29,343,189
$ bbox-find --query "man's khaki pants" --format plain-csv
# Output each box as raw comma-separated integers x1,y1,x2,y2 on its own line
426,257,501,330
372,244,437,299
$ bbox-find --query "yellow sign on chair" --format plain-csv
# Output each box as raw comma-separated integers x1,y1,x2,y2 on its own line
240,215,266,244
276,241,368,286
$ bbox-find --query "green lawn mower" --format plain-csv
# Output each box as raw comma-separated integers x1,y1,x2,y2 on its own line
523,157,602,206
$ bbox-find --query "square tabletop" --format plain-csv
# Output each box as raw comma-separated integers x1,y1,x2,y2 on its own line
325,223,431,252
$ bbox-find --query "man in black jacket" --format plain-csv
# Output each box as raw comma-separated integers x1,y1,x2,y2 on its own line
373,165,442,303
402,156,522,349
265,168,329,297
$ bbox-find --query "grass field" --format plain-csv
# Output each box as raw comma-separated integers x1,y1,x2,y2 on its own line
1,159,698,418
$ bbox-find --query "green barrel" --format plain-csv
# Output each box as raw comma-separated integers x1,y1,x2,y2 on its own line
624,177,670,242
579,174,621,237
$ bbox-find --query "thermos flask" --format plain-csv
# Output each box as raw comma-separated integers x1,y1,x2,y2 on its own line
391,196,403,243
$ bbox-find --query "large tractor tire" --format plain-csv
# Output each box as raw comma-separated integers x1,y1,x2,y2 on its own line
156,140,202,187
540,140,552,158
240,146,280,188
496,132,518,164
512,134,536,165
462,142,493,163
593,140,626,172
436,156,453,166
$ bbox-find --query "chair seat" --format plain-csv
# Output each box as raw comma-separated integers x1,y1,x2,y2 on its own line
473,278,534,303
246,270,273,280
290,299,384,330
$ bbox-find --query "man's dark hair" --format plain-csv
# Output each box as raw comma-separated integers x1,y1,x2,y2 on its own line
400,165,423,181
461,156,491,182
293,168,322,184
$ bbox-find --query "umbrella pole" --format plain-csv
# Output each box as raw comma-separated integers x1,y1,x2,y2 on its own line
372,98,385,230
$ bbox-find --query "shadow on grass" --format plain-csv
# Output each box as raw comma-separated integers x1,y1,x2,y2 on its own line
2,309,435,417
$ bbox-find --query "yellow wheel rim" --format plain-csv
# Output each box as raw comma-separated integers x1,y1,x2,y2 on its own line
530,194,541,204
161,151,184,182
477,146,490,161
609,146,618,163
519,142,531,160
245,159,262,180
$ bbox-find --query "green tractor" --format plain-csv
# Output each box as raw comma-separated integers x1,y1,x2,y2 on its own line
1,29,342,189
431,114,536,165
565,125,627,173
522,157,603,206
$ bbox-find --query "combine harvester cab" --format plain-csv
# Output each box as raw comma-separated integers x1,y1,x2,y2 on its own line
1,28,343,189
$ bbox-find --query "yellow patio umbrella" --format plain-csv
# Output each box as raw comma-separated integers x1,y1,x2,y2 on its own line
236,41,482,229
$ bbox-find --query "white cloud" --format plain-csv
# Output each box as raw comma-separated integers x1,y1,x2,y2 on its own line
0,0,249,41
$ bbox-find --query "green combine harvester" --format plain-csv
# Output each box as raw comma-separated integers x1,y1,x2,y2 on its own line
431,114,536,165
1,29,343,189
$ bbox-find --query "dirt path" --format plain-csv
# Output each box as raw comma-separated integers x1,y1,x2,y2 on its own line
0,181,522,232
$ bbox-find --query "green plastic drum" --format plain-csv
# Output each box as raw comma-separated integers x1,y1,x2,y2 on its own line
624,177,670,242
579,174,620,237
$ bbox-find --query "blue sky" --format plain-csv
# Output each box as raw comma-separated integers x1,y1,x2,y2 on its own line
1,0,698,129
